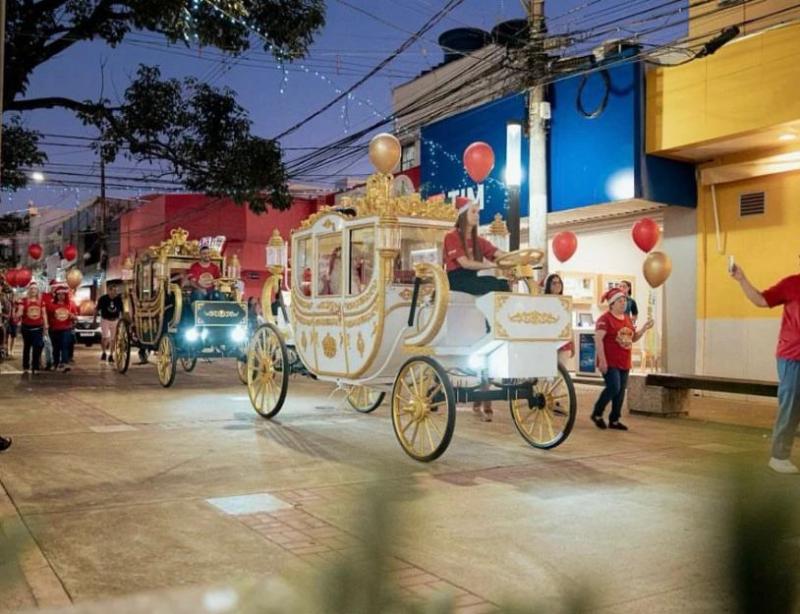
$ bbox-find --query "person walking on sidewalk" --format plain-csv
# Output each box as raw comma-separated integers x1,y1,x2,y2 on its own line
15,284,48,374
47,285,77,372
591,287,653,431
94,284,123,363
732,263,800,474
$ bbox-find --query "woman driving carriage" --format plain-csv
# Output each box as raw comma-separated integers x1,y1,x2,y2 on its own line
443,197,509,296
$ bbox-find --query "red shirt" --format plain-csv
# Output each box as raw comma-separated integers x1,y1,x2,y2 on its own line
443,230,499,273
188,262,221,289
20,298,46,327
762,274,800,361
596,311,635,370
47,300,77,331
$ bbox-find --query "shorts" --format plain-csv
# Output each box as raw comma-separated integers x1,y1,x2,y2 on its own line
101,319,118,341
7,322,17,338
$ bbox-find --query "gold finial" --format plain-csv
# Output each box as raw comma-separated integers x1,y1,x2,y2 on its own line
269,229,285,248
489,213,509,236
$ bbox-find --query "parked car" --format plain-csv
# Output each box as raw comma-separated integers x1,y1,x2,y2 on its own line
74,315,102,346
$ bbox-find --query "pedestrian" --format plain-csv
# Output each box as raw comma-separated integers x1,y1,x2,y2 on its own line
15,283,48,374
544,273,575,364
6,296,19,357
0,436,10,452
732,262,800,474
619,280,638,325
47,285,77,372
93,284,123,363
591,287,653,431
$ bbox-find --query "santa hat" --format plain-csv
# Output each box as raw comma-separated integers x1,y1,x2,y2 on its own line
602,287,627,307
455,196,473,217
53,284,69,294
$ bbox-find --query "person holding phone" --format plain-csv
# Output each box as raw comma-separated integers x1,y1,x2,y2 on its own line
591,287,654,430
731,261,800,474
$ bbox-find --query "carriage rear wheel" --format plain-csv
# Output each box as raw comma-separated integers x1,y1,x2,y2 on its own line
156,334,177,388
347,386,385,413
247,324,289,418
113,319,131,374
236,358,247,384
509,362,576,450
391,356,455,462
180,357,197,372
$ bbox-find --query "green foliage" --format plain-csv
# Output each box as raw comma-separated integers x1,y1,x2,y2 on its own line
1,117,47,190
3,0,325,211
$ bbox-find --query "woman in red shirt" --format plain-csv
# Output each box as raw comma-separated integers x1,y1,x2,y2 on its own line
47,285,77,372
15,283,48,373
544,273,575,363
443,197,509,296
591,287,653,430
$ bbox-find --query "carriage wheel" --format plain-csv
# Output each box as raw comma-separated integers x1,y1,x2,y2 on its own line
391,356,455,462
113,319,131,374
509,362,576,450
236,358,247,385
247,324,289,418
347,386,385,413
180,357,197,372
156,334,177,388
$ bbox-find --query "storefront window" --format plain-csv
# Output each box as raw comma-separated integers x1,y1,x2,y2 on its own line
349,227,374,295
317,234,343,296
294,237,312,297
393,227,444,285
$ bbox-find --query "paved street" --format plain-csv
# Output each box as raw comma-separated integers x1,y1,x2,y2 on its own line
0,347,796,613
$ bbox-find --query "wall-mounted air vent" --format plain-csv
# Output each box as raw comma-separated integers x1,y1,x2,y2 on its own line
739,191,765,217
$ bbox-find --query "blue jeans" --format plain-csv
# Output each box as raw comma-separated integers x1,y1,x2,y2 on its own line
773,358,800,460
21,325,44,371
593,367,630,423
49,329,68,368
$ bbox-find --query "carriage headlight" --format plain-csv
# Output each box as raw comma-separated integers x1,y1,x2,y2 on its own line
186,327,200,342
230,325,247,343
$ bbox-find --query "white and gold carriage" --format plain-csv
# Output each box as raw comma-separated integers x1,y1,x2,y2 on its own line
246,161,577,462
114,228,251,387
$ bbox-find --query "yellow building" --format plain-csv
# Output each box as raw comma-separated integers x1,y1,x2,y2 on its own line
647,10,800,380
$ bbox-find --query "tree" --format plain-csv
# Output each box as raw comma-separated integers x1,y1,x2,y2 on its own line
2,0,326,212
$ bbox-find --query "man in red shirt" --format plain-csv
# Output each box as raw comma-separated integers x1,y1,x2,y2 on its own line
592,287,653,431
188,246,221,300
733,263,800,474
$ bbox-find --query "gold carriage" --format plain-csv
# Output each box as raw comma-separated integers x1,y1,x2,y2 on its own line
246,168,578,462
114,228,251,387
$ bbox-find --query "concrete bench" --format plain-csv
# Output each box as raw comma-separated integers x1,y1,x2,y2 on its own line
627,373,778,417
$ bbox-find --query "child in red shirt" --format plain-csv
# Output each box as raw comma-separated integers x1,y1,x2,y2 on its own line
591,287,653,430
15,284,48,373
47,285,77,372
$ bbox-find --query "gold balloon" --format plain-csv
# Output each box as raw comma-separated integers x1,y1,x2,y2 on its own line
66,268,83,289
368,133,401,173
643,251,672,288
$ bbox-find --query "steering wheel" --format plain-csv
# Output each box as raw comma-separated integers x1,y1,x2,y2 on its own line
494,248,545,269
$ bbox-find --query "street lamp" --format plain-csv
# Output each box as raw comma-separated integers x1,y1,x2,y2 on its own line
505,120,523,251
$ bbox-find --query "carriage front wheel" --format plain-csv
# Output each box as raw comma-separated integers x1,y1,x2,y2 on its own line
156,334,177,388
391,356,456,462
509,362,576,450
347,386,385,413
247,324,289,418
180,357,197,372
113,319,131,374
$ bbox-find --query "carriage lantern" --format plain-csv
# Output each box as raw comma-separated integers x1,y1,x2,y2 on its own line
266,229,287,273
486,213,510,252
227,253,242,280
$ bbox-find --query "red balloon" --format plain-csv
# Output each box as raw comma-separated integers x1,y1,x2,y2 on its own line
28,243,43,260
63,244,78,262
552,231,578,263
5,269,18,287
15,268,32,287
632,218,660,253
463,142,495,183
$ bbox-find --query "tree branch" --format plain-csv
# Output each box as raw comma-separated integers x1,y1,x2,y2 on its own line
37,0,117,64
6,96,119,113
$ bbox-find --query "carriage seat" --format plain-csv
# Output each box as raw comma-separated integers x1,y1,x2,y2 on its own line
434,291,488,347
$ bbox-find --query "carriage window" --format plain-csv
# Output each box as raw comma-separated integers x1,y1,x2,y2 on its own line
294,238,312,297
394,227,444,285
139,264,153,299
349,227,374,295
317,234,343,296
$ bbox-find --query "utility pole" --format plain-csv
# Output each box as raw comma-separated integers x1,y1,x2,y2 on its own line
99,154,107,271
527,0,548,271
0,0,7,186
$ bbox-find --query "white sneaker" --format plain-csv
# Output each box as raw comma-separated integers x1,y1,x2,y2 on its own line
768,458,800,474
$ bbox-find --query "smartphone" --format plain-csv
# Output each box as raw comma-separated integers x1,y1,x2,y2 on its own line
727,255,735,274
